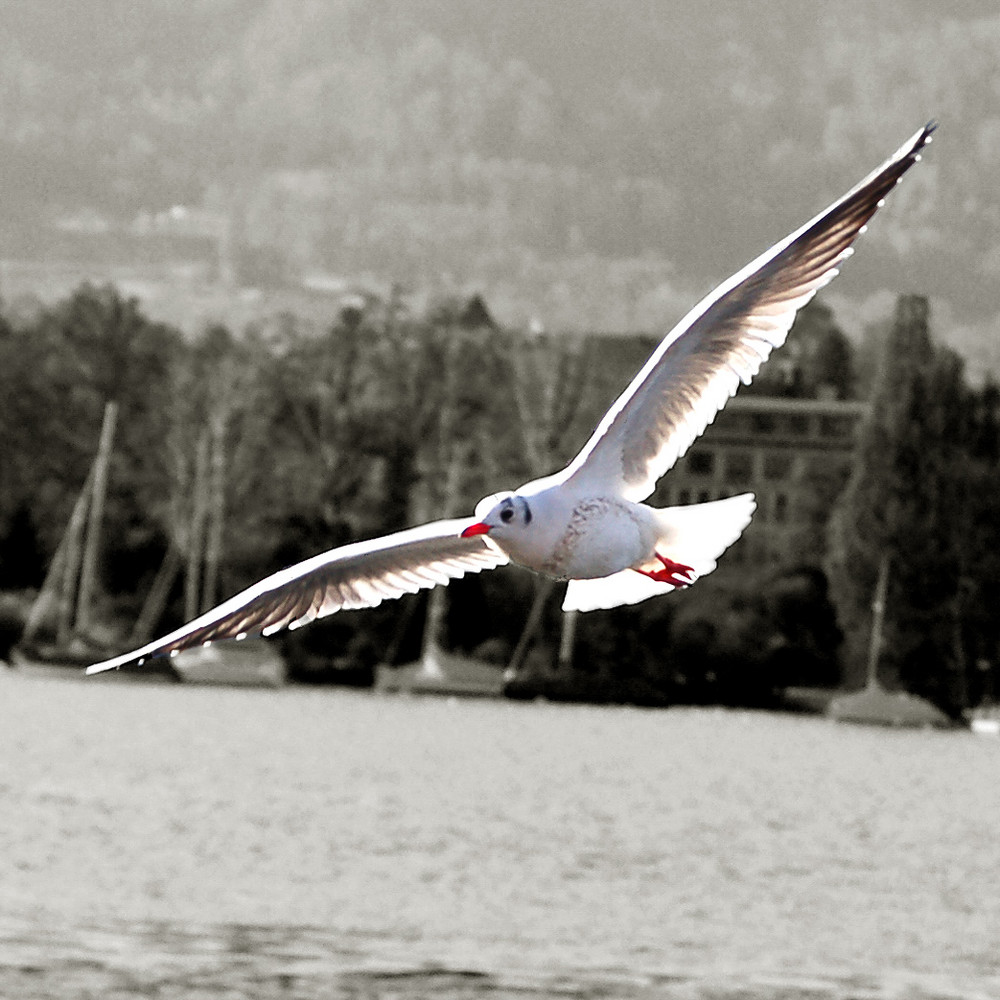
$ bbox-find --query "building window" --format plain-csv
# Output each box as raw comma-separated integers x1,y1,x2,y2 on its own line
720,411,753,435
820,415,853,439
774,492,789,523
687,450,715,475
724,452,753,484
785,414,810,436
752,412,777,434
763,452,793,481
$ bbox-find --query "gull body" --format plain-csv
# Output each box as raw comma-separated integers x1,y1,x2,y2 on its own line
471,481,662,579
465,475,754,612
87,121,935,675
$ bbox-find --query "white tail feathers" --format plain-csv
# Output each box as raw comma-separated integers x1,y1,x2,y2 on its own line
563,569,685,613
562,493,756,612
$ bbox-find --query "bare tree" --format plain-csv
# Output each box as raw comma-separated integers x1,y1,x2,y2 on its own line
504,333,591,675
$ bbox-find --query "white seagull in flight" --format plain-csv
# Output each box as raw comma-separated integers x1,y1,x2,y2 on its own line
87,122,936,675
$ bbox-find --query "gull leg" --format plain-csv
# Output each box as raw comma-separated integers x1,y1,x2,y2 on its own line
634,553,696,588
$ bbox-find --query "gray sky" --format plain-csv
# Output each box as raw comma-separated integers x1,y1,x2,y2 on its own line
1,1,997,375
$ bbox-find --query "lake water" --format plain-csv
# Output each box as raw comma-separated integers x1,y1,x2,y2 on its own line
1,670,999,999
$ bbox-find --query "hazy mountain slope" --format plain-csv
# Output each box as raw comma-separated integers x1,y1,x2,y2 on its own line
0,2,996,371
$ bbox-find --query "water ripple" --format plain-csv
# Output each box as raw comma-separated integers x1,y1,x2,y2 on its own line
2,674,1000,998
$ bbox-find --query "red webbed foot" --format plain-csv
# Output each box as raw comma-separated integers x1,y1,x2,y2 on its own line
634,554,697,588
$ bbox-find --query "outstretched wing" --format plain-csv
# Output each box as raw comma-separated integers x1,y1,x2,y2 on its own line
559,122,936,502
86,519,508,674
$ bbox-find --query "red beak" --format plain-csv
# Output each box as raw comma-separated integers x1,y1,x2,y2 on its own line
460,522,491,538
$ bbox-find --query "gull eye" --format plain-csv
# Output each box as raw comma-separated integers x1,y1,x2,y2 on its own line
500,507,514,524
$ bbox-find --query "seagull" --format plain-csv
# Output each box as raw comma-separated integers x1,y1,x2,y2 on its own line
87,122,936,675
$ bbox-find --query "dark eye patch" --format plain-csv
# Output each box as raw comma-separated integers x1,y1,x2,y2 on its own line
500,507,514,523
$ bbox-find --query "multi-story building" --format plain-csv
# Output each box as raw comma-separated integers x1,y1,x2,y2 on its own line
652,394,869,570
557,331,870,574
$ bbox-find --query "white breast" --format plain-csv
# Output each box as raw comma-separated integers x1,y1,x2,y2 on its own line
542,498,649,580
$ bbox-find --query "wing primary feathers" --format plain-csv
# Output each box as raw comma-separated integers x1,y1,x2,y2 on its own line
86,519,508,674
557,122,935,502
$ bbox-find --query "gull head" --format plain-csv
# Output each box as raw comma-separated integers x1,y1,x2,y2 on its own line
461,492,534,539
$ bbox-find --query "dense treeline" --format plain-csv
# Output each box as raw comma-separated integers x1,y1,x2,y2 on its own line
828,296,1000,715
1,284,998,712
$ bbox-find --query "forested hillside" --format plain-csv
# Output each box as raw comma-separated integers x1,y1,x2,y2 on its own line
0,2,997,368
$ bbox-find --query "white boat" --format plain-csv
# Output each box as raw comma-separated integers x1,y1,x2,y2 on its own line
170,638,287,687
968,712,1000,736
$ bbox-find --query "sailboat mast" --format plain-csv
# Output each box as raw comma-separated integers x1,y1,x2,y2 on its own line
865,553,890,690
75,400,118,635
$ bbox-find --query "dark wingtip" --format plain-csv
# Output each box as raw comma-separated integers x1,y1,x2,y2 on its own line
897,121,936,166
